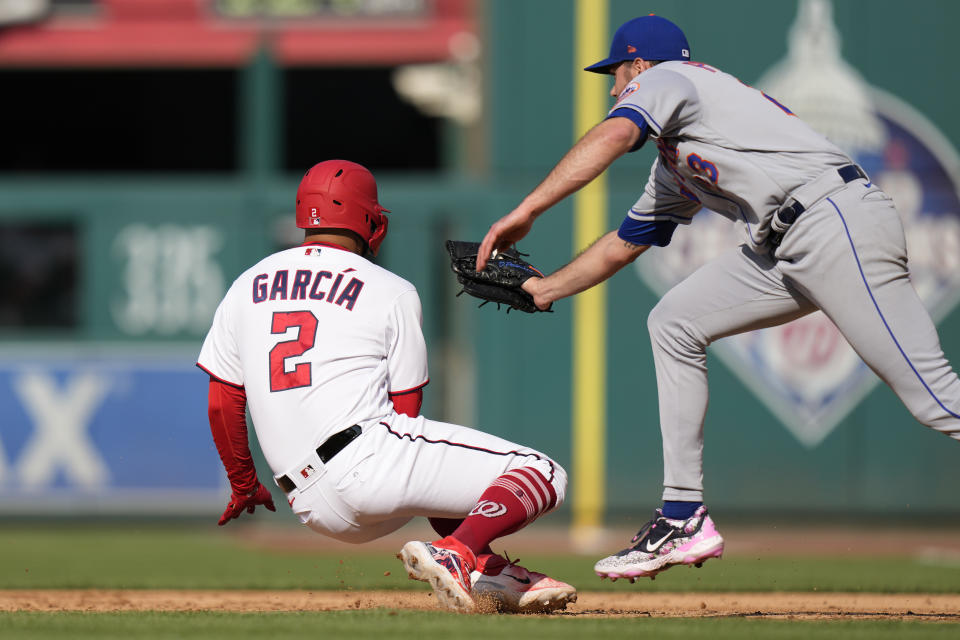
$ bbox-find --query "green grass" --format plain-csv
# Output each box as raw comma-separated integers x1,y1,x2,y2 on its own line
0,611,957,640
0,525,958,593
1,525,957,638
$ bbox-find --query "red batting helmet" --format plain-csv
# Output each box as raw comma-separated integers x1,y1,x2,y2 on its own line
295,160,390,255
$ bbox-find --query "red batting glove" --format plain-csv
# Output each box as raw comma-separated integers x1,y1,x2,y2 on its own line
218,482,277,526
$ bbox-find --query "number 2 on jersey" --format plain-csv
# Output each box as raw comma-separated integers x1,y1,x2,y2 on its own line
269,310,317,392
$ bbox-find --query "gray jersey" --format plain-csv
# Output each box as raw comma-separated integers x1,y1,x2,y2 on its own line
614,60,850,248
609,62,960,506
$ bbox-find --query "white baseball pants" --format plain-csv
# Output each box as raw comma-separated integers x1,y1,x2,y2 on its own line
280,412,566,543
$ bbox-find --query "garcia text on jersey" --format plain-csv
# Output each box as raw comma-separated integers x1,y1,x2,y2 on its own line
252,269,365,310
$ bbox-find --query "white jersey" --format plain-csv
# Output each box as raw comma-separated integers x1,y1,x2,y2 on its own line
612,60,850,248
197,241,428,475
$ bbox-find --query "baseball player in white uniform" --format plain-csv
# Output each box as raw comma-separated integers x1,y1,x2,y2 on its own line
197,160,576,613
477,15,960,581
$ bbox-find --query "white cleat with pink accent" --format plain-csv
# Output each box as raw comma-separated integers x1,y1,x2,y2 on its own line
594,505,724,580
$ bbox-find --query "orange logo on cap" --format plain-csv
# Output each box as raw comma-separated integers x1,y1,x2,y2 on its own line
627,45,637,53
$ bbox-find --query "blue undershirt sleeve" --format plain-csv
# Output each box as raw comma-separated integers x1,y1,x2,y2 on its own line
617,216,678,247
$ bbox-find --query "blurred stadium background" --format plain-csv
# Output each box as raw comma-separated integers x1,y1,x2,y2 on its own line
1,0,959,538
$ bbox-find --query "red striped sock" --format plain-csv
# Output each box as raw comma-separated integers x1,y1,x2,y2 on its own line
449,467,557,556
428,518,493,556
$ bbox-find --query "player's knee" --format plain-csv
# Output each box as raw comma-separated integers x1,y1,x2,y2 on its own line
911,404,960,437
304,518,397,544
648,299,680,346
647,298,707,354
302,516,364,542
550,461,568,508
647,296,680,340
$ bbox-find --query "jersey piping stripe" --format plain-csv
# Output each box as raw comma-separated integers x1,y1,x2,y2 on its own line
828,196,960,421
196,363,244,390
388,379,430,396
615,103,663,134
698,190,759,245
377,421,556,484
631,192,756,242
627,210,695,225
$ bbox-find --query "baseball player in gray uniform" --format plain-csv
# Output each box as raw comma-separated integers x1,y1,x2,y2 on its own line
477,15,960,581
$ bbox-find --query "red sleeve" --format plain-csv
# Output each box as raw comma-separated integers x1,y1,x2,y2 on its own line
390,388,423,417
208,378,257,494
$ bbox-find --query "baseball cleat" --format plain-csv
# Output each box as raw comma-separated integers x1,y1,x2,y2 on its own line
594,505,724,580
470,553,577,613
399,538,475,613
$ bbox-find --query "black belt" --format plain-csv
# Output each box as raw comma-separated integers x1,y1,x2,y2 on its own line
277,424,362,493
769,164,867,248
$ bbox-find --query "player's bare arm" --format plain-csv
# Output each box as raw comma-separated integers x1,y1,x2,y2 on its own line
522,231,649,309
476,117,641,270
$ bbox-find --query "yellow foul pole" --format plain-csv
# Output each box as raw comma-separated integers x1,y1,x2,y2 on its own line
571,0,608,545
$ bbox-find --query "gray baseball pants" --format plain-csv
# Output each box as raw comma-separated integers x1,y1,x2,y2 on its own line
649,177,960,502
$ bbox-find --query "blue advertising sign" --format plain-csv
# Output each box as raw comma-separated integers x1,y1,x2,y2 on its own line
0,347,227,514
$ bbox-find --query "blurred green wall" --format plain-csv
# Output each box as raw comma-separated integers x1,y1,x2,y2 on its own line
2,0,959,518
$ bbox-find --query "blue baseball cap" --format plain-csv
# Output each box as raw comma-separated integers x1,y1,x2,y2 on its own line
584,15,690,74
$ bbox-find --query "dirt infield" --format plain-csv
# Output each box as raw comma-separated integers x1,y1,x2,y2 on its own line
3,523,957,620
2,590,958,620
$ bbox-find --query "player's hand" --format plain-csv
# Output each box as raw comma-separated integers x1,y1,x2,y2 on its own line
218,482,276,526
521,276,552,311
477,207,537,271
